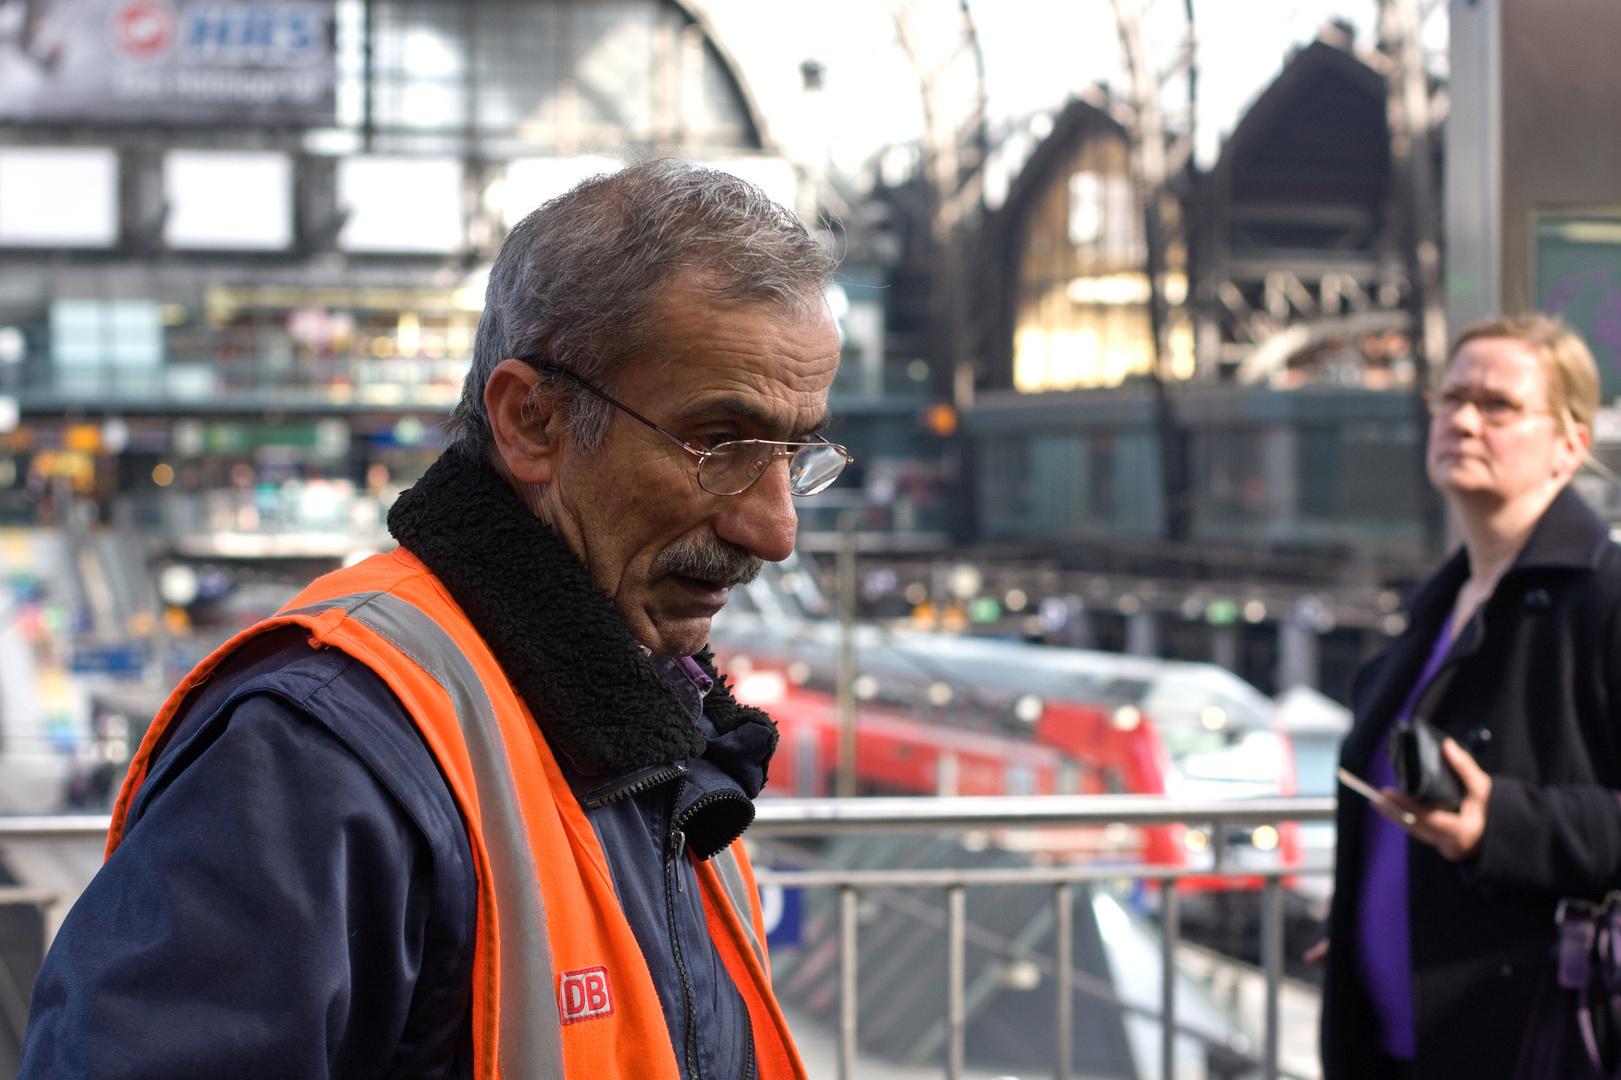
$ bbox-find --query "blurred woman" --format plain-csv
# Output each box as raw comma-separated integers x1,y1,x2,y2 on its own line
1322,316,1621,1079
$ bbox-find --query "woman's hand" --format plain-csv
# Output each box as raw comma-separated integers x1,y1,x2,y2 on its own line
1378,738,1492,861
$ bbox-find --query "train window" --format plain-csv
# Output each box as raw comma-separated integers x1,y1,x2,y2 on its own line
1171,730,1287,796
1103,677,1150,701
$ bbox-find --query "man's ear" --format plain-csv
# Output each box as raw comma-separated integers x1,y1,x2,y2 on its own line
485,358,567,486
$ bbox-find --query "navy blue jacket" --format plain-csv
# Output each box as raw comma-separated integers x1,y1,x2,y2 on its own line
22,451,780,1080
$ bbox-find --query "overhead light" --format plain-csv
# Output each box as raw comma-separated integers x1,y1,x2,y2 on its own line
1111,704,1141,731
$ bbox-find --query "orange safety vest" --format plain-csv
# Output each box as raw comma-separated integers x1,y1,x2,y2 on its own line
109,548,806,1080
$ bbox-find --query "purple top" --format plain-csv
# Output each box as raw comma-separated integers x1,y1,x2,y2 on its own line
1356,613,1453,1061
677,655,714,694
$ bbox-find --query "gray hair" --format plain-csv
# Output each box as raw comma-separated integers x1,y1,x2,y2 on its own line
449,158,837,456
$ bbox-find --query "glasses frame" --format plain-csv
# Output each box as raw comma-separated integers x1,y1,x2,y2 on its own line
535,364,853,497
1424,387,1557,428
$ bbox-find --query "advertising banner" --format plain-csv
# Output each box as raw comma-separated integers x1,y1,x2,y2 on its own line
1537,215,1621,401
0,1,335,124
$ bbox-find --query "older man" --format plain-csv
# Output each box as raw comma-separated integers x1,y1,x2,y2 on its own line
21,160,847,1080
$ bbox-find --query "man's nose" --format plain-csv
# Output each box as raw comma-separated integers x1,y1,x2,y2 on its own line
713,456,798,563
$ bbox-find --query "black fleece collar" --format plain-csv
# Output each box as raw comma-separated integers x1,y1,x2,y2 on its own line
386,448,775,777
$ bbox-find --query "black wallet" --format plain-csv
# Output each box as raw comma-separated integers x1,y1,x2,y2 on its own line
1389,718,1463,811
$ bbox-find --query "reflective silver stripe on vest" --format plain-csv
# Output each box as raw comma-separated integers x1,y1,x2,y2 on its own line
284,592,565,1080
709,846,767,970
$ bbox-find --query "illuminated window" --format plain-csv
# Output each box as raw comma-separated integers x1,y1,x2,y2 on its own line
1068,171,1141,264
337,156,463,253
0,148,118,248
165,151,293,250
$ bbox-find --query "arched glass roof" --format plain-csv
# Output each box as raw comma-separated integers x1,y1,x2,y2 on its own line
346,0,763,156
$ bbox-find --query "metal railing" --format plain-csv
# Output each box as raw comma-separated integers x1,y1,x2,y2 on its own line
751,796,1337,1080
0,816,113,842
0,798,1339,1080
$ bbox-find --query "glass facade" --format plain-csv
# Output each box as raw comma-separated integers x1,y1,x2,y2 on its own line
0,0,779,675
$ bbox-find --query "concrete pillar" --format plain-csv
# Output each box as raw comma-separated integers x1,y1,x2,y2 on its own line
1126,610,1159,657
1211,625,1238,673
1065,600,1095,649
1277,621,1319,690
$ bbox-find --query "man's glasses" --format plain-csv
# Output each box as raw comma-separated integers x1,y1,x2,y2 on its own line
1425,387,1554,428
537,365,853,497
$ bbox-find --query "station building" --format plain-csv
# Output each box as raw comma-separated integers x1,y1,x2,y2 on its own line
0,0,798,548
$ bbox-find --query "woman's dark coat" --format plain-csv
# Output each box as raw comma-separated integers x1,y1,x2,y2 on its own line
1324,485,1621,1079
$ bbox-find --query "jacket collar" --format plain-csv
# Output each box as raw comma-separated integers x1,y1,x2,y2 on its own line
1403,483,1607,624
386,447,775,778
1351,485,1609,755
1506,483,1610,572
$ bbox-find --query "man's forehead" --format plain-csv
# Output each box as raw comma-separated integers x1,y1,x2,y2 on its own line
624,283,838,431
694,390,830,434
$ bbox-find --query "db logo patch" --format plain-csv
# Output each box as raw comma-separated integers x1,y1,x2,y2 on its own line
558,966,614,1024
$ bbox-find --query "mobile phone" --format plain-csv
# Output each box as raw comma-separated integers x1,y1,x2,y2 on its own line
1337,767,1418,826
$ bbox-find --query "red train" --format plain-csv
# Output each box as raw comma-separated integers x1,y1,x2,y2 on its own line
709,615,1303,881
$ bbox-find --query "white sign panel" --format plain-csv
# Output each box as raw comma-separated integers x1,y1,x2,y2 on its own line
0,1,335,123
164,150,292,249
337,157,464,254
0,147,119,247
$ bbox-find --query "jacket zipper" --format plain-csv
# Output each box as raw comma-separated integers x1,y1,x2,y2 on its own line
665,781,702,1079
738,1007,755,1080
581,763,689,810
671,787,759,1079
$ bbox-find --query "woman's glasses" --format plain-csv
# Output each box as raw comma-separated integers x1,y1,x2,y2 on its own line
537,365,853,497
1425,387,1554,428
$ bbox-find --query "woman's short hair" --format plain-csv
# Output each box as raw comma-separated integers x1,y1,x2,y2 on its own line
1449,314,1601,435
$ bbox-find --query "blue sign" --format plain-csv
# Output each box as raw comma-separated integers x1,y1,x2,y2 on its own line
760,882,801,949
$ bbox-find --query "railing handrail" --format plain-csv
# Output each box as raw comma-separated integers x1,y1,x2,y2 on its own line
0,798,1339,842
750,794,1337,835
0,814,114,840
753,861,1333,889
0,803,1334,1079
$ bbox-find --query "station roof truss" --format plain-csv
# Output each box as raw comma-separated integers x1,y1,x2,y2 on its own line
1195,38,1420,388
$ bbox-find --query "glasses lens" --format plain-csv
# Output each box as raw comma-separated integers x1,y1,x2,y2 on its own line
697,441,777,495
789,443,848,496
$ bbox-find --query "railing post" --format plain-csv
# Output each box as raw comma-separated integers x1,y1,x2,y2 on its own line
1054,882,1073,1080
947,884,966,1080
1262,875,1284,1080
840,885,859,1080
834,510,859,798
1161,879,1179,1080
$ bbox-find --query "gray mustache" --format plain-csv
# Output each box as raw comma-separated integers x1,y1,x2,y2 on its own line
655,534,763,588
